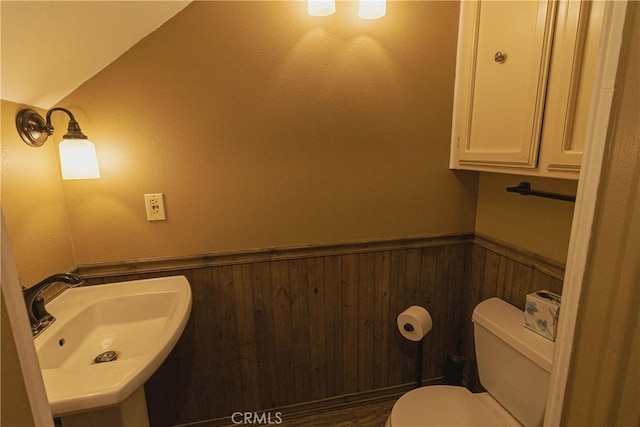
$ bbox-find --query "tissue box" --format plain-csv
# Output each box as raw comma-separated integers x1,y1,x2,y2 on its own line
524,290,561,341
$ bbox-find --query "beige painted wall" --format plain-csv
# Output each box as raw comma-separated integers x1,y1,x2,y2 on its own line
1,100,75,285
3,1,579,278
2,1,578,277
475,173,577,263
50,1,477,265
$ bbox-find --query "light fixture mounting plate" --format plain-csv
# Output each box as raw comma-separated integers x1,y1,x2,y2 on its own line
16,109,48,147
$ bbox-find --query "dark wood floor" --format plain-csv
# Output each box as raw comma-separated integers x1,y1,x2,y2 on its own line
280,399,395,427
191,397,397,427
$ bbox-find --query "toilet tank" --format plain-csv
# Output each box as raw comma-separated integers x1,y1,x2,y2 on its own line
472,298,555,427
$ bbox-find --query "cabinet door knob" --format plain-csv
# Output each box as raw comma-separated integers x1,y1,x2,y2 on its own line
494,51,507,63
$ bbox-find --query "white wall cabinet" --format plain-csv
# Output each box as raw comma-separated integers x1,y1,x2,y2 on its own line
449,0,605,180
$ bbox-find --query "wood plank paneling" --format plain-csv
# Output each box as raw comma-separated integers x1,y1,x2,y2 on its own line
270,261,294,406
288,258,311,403
357,252,375,392
73,234,563,426
372,251,391,390
307,256,327,400
341,254,359,395
323,256,342,398
232,264,261,408
212,265,242,412
253,262,279,409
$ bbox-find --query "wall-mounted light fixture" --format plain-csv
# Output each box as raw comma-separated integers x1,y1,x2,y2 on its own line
308,0,335,16
358,0,386,19
308,0,386,19
16,108,101,180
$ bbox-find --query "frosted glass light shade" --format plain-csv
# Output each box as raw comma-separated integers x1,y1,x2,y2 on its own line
59,139,101,180
308,0,335,16
359,0,386,19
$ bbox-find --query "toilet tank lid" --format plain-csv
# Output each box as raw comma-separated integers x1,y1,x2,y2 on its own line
473,298,554,372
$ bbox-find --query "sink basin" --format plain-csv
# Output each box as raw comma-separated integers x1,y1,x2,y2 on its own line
34,275,192,416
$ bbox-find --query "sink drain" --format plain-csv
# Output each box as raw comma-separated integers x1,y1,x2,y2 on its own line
94,351,118,364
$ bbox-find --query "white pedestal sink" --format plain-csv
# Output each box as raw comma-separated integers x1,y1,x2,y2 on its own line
33,276,192,426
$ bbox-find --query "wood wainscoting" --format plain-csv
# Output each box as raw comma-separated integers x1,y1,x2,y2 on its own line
72,234,564,426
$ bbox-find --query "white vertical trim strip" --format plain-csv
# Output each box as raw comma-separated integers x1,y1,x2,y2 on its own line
1,211,54,426
544,1,629,425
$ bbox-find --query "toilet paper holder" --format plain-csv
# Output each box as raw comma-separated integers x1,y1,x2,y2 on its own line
415,335,424,388
403,320,423,387
397,305,432,388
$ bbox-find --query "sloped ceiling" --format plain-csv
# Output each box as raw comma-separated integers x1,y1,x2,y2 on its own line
1,1,191,109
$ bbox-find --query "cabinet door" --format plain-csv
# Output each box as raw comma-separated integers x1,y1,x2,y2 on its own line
452,0,556,168
539,0,605,175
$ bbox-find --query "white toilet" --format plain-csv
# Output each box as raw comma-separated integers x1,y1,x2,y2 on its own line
387,297,554,427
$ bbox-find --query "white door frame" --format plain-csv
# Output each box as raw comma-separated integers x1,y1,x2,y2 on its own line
1,211,54,426
544,1,629,425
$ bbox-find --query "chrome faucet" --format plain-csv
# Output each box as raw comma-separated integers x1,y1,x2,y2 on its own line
23,273,83,337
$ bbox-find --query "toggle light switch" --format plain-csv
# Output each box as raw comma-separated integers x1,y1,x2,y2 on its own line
144,193,166,221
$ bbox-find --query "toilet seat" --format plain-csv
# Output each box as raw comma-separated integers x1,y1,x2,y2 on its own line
387,385,521,427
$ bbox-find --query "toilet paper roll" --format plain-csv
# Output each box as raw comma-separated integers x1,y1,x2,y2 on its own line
397,306,432,341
